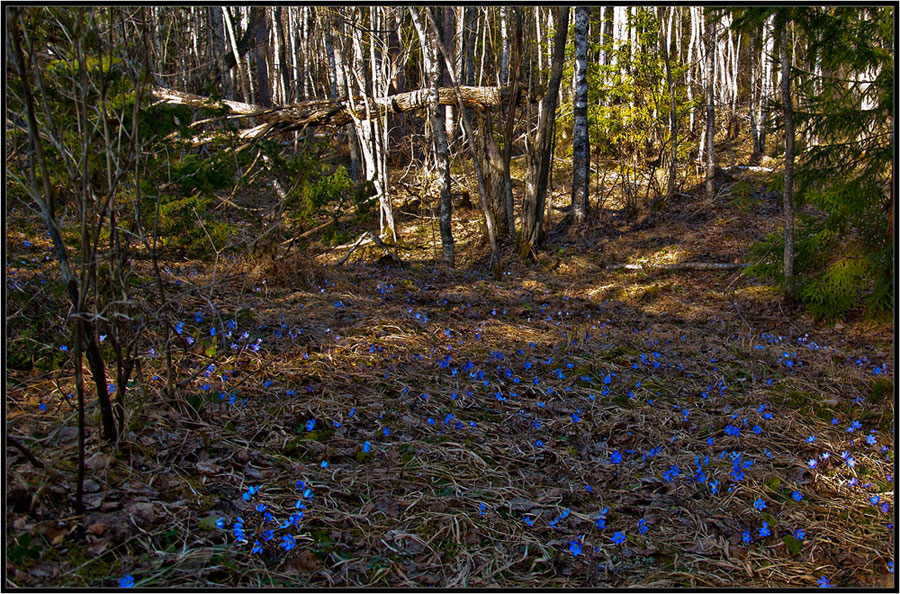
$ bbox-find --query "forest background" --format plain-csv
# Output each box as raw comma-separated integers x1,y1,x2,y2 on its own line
5,5,895,589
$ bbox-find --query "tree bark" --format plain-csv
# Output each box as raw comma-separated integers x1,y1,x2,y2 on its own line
253,7,271,108
520,6,570,258
151,84,542,146
421,7,503,279
660,7,677,204
749,27,760,163
704,9,716,201
222,7,251,104
410,7,454,266
570,6,589,223
759,14,775,157
780,20,795,289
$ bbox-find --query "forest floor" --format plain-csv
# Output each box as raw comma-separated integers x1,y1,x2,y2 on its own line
5,159,895,588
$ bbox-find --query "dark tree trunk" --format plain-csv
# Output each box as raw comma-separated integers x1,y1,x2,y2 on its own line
520,6,570,257
253,7,271,108
781,21,795,289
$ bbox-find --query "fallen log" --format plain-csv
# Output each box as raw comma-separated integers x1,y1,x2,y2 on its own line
606,262,748,271
150,84,544,146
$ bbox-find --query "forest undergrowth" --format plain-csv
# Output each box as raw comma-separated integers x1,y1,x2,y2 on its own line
5,166,894,588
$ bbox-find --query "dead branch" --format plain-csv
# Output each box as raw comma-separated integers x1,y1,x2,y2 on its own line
606,262,748,271
336,231,403,267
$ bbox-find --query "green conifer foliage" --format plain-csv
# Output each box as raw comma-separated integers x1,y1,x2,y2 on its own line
747,7,894,319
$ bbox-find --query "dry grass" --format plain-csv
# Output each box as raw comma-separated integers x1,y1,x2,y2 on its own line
5,165,894,589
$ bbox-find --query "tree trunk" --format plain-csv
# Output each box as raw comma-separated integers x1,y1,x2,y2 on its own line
500,8,523,239
420,7,503,279
520,6,570,257
499,7,509,84
439,8,458,146
660,7,677,204
781,20,795,289
759,14,775,157
749,27,760,163
570,6,589,224
704,9,716,201
253,7,272,108
223,7,251,104
410,7,455,266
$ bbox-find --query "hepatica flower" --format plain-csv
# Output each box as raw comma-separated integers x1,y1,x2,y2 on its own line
793,528,805,541
280,535,296,551
363,441,371,453
568,540,582,557
758,522,771,538
753,498,766,511
119,574,135,588
612,531,626,545
792,491,803,502
817,576,832,588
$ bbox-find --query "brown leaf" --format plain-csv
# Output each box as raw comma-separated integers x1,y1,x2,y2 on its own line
44,524,69,546
286,550,322,573
196,461,222,475
84,452,112,471
684,536,722,556
86,522,108,536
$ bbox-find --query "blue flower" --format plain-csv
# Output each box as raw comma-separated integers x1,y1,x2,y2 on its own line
753,498,766,511
610,451,623,464
742,530,751,544
637,518,648,535
479,502,486,515
817,576,831,588
523,516,535,527
119,574,135,588
568,540,582,556
215,518,225,530
280,535,296,551
251,540,263,554
382,427,390,437
758,522,771,538
806,435,816,443
535,439,544,448
363,441,371,453
792,491,803,501
255,502,267,513
210,326,217,336
306,419,315,431
612,531,626,545
793,528,805,541
869,495,880,506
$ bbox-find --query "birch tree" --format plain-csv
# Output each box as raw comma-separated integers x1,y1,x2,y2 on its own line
704,9,716,200
409,7,454,266
570,6,590,224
